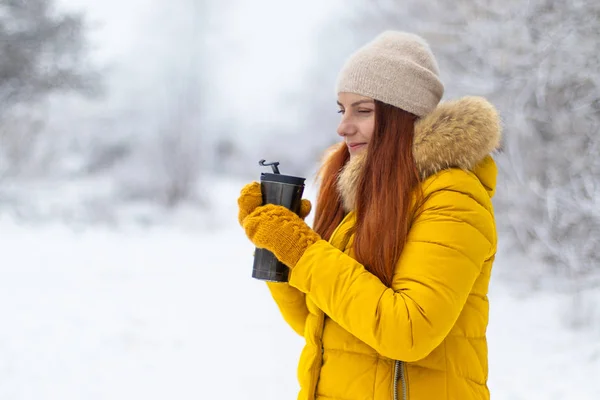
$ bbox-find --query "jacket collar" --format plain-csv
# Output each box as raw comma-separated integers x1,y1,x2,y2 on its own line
335,96,502,211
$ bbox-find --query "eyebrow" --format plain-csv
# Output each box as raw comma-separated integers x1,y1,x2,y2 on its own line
336,99,375,107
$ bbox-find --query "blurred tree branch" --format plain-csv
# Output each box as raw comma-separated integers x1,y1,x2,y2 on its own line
0,0,102,177
0,0,101,113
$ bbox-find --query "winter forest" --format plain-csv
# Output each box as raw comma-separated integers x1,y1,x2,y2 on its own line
1,0,599,398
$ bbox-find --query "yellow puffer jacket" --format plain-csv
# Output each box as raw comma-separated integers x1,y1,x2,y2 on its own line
267,97,501,400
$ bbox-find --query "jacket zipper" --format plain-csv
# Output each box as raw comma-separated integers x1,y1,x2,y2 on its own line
393,360,407,400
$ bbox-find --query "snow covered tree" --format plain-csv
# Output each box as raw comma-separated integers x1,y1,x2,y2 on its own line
115,0,210,208
0,0,100,177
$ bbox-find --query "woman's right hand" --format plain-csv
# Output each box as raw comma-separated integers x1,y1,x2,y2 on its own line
298,198,312,220
237,182,312,226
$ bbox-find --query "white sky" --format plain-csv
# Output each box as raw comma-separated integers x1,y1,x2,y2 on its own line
56,0,342,125
215,1,341,120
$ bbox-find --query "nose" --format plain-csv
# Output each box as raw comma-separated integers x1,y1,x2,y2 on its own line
336,118,357,137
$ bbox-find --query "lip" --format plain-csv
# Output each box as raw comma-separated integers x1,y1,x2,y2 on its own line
347,142,367,150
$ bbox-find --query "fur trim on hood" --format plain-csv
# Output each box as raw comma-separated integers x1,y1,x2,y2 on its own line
413,96,501,180
336,96,501,211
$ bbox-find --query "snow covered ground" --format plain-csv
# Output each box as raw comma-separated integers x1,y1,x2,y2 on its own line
1,177,599,399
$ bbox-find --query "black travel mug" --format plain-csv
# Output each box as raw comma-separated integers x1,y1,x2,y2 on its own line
252,160,306,282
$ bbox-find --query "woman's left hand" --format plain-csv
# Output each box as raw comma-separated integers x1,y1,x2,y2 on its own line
242,204,321,269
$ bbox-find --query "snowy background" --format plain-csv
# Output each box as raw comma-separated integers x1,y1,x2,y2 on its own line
1,0,599,399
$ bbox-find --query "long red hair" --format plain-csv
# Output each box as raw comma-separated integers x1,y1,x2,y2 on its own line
313,101,420,287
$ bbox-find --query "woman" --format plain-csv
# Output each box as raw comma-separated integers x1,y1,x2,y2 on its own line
238,31,500,400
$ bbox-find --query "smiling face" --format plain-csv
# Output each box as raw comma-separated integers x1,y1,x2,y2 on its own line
336,92,376,158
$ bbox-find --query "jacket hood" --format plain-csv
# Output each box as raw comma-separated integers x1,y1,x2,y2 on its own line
413,96,501,180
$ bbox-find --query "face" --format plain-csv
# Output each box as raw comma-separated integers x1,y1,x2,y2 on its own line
336,92,375,157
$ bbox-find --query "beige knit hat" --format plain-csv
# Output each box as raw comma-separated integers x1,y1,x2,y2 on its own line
336,31,444,117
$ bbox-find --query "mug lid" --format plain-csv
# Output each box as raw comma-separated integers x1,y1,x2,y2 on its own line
260,173,305,186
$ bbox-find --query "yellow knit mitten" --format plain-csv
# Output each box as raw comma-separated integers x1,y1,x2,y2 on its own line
237,182,313,226
238,182,263,226
242,204,321,268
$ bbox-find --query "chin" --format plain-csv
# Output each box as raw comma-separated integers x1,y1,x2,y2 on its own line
349,149,368,160
350,148,367,158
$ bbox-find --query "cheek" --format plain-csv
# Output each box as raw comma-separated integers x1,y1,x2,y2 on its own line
361,117,375,141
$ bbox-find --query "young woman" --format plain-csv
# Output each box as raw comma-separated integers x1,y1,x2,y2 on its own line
238,31,501,400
